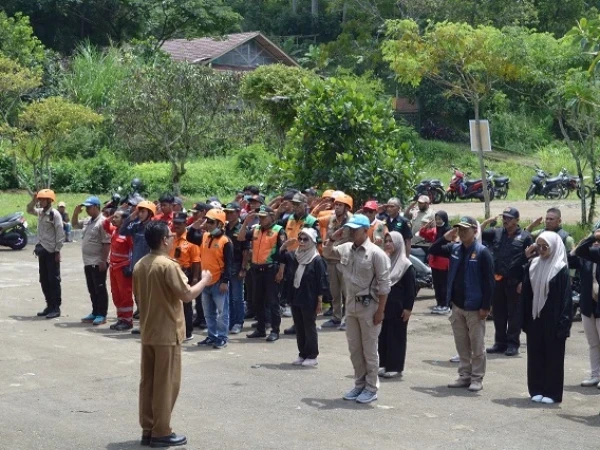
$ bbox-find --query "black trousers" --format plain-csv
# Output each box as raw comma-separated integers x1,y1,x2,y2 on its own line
244,270,254,316
183,270,195,338
526,318,566,402
431,268,448,308
252,266,281,334
292,305,319,359
84,265,109,317
378,301,408,372
493,277,522,349
38,248,62,309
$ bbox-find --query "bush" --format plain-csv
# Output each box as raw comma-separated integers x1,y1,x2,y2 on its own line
0,145,19,190
489,110,553,154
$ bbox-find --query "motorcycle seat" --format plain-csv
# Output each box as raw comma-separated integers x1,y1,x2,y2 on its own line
465,179,481,186
494,176,509,183
0,213,21,224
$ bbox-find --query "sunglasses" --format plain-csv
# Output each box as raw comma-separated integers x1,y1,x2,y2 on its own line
537,244,550,251
297,237,310,243
206,219,216,225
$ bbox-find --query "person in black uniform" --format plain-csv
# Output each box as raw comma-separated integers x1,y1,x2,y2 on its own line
481,207,533,356
384,197,412,257
521,231,572,404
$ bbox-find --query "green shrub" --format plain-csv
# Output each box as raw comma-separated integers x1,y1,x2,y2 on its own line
489,110,553,154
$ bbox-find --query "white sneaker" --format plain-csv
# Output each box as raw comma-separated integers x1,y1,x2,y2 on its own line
282,306,292,317
531,395,543,402
438,306,451,315
431,306,440,313
230,324,242,334
337,322,346,331
581,377,600,387
302,358,318,367
183,334,194,342
292,357,305,366
449,354,460,363
541,397,555,404
378,367,385,376
382,371,401,379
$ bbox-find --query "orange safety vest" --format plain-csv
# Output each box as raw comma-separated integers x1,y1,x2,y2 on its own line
252,225,282,265
285,214,318,251
200,232,230,285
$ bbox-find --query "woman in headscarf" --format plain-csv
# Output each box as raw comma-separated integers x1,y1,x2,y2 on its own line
420,211,451,314
521,231,572,404
280,228,329,367
378,231,417,378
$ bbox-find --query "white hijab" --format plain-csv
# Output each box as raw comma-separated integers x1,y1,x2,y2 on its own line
293,229,319,289
528,231,567,319
388,231,412,286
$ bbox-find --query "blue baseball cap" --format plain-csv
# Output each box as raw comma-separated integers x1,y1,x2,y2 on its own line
81,196,101,207
344,214,370,229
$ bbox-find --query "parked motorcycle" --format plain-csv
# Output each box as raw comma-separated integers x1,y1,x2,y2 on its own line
525,167,565,200
445,166,494,202
409,247,433,295
412,179,445,204
485,169,510,200
0,212,28,250
558,168,592,199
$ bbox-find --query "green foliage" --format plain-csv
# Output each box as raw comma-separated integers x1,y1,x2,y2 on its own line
0,12,46,73
282,75,417,204
488,109,553,154
0,54,41,126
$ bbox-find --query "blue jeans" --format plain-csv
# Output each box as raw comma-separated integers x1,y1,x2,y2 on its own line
202,283,230,343
229,264,245,328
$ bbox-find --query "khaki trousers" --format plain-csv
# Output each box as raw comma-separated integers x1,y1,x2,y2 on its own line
327,261,345,322
139,344,182,437
345,300,381,392
450,306,486,382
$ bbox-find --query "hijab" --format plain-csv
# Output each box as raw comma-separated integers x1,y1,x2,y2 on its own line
387,231,412,286
528,231,567,319
435,211,451,236
293,228,320,289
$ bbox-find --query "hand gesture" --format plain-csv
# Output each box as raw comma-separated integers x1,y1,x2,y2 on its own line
525,244,538,259
426,219,435,229
531,216,543,228
443,228,458,242
201,270,212,283
331,228,344,241
74,204,84,215
281,238,297,251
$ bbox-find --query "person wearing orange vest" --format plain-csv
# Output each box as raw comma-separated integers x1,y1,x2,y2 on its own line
362,200,388,250
197,209,234,349
245,206,287,342
103,209,134,331
154,193,175,229
170,212,201,342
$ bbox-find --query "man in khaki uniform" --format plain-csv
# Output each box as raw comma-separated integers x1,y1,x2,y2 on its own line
324,214,391,404
133,221,212,447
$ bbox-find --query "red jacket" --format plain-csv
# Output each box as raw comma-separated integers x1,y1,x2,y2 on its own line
419,226,449,271
103,221,133,269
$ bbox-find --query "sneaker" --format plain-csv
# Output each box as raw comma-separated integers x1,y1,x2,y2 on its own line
323,306,333,317
468,381,483,392
337,322,346,331
284,325,296,335
541,397,555,404
504,347,519,357
213,340,227,349
378,367,385,376
531,395,543,402
431,306,440,314
438,306,451,315
448,378,471,388
292,357,305,366
45,308,61,319
581,377,600,387
282,306,292,317
356,389,378,404
184,334,194,342
382,371,401,379
302,358,318,367
486,344,507,354
343,387,364,401
197,337,215,346
266,332,279,342
131,327,140,335
246,331,267,339
37,307,51,317
92,315,107,326
111,320,133,331
321,319,341,328
81,313,96,323
449,354,460,363
230,324,242,334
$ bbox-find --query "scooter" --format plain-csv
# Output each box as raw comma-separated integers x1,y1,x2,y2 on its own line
558,168,591,199
445,166,494,202
486,169,510,200
412,179,445,204
525,167,565,200
0,212,28,250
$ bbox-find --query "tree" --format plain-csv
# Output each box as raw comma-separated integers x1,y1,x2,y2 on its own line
280,75,417,204
12,97,103,190
382,20,525,218
113,62,239,194
0,55,41,128
0,12,46,74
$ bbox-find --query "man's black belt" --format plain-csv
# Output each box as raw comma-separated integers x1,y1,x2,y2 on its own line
251,264,278,271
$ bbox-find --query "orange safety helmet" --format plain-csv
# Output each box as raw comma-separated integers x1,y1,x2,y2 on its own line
137,200,157,216
334,194,353,210
37,189,56,202
205,208,226,224
322,189,335,199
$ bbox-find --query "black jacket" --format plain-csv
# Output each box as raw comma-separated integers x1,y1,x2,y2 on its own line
482,226,532,281
521,265,572,339
281,251,329,310
574,236,600,318
387,266,417,312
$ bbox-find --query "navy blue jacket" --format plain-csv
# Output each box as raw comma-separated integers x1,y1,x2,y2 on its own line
574,236,600,318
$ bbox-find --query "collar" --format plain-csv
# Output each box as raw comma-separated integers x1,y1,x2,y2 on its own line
351,237,370,251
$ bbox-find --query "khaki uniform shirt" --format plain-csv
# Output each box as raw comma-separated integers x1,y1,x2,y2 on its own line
407,208,436,244
133,251,191,346
324,212,353,263
81,215,111,266
33,207,64,253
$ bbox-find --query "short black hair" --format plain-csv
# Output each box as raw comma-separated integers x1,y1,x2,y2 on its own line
244,185,260,195
115,209,130,221
145,220,170,250
546,207,561,218
159,193,175,204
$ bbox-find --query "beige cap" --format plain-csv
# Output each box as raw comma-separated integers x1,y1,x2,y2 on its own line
58,201,66,207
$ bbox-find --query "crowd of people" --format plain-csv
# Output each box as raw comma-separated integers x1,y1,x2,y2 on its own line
24,186,600,447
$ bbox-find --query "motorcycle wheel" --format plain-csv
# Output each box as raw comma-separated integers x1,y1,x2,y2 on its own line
445,191,456,203
562,188,571,199
577,185,593,200
432,188,445,204
497,188,508,200
525,185,536,200
545,186,564,200
9,226,28,250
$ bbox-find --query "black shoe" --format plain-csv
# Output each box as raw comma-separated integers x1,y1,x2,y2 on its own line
149,433,187,448
133,309,140,320
111,320,133,331
323,306,333,317
198,321,208,330
141,432,151,446
505,347,519,357
37,307,51,317
486,344,507,354
284,325,296,335
244,311,255,319
197,337,215,346
131,327,141,335
246,330,267,338
192,318,201,327
45,308,60,319
266,332,280,342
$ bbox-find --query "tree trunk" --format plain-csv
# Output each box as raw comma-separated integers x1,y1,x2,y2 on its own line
473,99,490,219
311,0,318,17
292,0,298,14
171,161,182,195
342,2,348,23
557,115,587,224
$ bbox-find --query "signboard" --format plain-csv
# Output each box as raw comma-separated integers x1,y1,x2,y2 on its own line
469,120,492,152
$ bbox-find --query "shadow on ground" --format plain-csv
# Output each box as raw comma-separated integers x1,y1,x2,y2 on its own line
491,397,560,410
411,385,478,398
557,413,600,427
301,397,374,411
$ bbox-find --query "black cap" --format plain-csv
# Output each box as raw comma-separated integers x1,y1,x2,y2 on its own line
283,191,295,201
207,196,220,203
247,194,264,205
191,202,210,212
303,188,317,196
172,212,188,224
453,216,478,229
224,202,241,211
257,205,274,216
502,207,520,219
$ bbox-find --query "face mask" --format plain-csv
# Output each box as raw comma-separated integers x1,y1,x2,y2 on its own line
210,227,221,237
